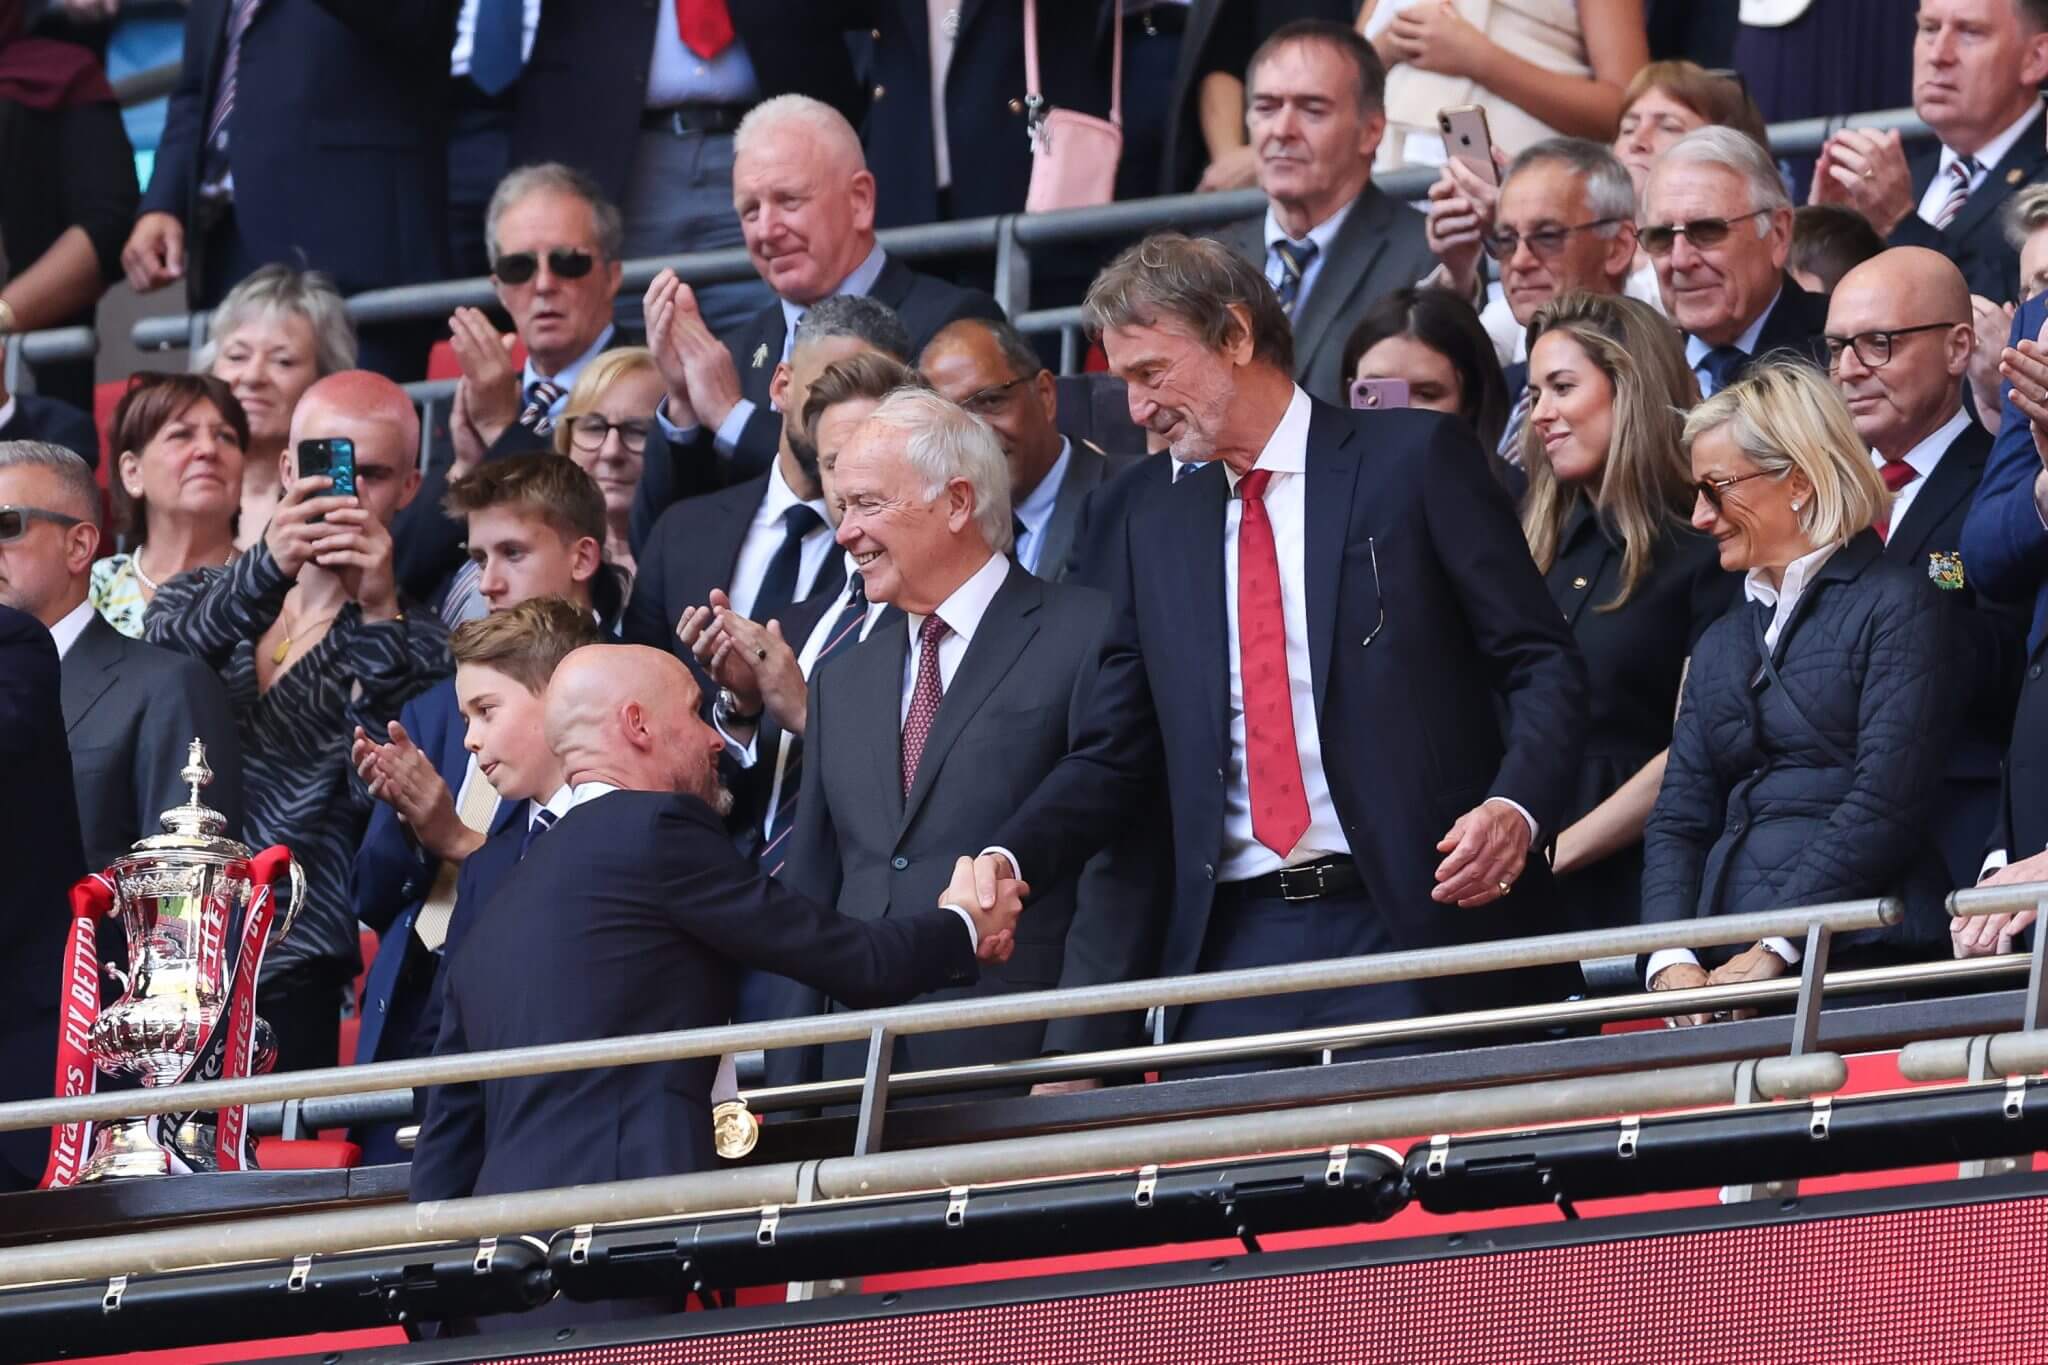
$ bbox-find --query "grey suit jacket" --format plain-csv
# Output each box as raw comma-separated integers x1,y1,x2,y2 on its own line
778,563,1163,1078
61,611,245,873
1216,184,1438,406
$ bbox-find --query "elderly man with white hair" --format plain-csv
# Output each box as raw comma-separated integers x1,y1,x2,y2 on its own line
1640,125,1832,397
755,386,1162,1093
640,94,1006,489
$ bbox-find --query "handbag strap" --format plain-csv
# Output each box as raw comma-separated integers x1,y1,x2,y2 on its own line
1749,605,1854,769
1024,0,1122,127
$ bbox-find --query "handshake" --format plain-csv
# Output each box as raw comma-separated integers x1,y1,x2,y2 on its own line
939,852,1028,964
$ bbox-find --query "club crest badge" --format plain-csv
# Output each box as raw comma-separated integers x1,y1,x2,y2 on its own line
752,343,770,370
1928,550,1966,591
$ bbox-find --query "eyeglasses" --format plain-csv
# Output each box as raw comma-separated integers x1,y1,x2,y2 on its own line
1482,218,1623,262
1823,322,1963,371
0,505,85,543
1692,469,1778,513
1638,208,1774,258
566,414,650,453
492,248,596,285
958,374,1035,419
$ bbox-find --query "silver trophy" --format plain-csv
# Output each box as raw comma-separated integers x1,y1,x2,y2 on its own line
77,739,302,1181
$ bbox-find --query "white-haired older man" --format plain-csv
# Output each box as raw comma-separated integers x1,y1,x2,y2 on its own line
764,386,1162,1092
1642,126,1832,397
640,95,1005,491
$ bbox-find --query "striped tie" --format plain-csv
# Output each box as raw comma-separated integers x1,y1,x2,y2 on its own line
1498,387,1534,467
759,573,870,877
1273,240,1319,315
438,558,488,628
199,0,263,195
519,806,558,859
519,379,564,436
1934,156,1978,231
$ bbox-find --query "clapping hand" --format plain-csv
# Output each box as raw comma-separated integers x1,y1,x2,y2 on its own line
352,721,483,862
943,855,1028,964
448,307,521,444
1998,311,2048,472
645,270,743,428
1809,128,1915,237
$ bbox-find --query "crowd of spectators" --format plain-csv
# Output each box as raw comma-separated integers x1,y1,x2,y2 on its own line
8,0,2048,1253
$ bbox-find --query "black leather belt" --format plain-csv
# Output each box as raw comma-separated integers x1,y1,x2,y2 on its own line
1225,856,1362,903
641,103,746,135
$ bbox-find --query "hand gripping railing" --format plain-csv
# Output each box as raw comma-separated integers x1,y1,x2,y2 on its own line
1896,880,2048,1083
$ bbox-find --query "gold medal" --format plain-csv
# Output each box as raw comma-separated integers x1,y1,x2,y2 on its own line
713,1098,759,1159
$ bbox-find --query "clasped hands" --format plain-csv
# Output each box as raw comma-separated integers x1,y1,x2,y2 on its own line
1649,944,1790,1028
676,589,808,736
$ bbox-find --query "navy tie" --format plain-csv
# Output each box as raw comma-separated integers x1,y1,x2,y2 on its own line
1273,239,1319,315
469,0,526,95
1698,345,1748,396
519,806,557,860
751,503,824,627
758,573,870,876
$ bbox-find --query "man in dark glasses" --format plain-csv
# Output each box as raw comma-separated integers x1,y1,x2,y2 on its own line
1641,125,1831,397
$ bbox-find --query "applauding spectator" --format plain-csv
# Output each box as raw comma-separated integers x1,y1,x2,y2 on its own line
94,373,247,638
145,371,450,1073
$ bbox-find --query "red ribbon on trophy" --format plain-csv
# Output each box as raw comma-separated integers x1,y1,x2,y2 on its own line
40,873,115,1190
215,845,292,1171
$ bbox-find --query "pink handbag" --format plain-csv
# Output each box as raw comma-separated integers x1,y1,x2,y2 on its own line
1022,0,1123,213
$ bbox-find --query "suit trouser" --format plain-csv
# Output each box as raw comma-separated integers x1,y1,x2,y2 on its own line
1171,883,1432,1078
616,124,773,339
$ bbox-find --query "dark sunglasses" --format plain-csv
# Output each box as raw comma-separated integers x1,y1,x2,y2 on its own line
1482,218,1623,262
1823,322,1963,371
0,505,84,542
1693,469,1777,513
1638,208,1774,258
493,248,596,285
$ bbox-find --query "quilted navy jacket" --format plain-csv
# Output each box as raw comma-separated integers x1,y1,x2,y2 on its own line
1642,531,1956,962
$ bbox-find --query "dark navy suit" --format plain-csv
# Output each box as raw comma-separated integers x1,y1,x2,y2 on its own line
1890,109,2048,306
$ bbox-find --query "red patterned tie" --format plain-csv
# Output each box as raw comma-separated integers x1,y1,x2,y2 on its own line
676,0,735,59
1873,458,1919,541
1236,470,1310,858
901,614,951,796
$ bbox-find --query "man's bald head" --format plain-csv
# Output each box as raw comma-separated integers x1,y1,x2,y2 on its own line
545,645,730,812
1825,247,1974,460
286,369,423,525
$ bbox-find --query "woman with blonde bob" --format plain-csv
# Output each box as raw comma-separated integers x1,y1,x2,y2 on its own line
1642,362,1954,1025
1518,293,1734,932
553,346,660,591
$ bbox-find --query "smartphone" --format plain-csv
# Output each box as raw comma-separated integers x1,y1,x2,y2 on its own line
1350,378,1411,411
1437,105,1499,187
296,437,357,499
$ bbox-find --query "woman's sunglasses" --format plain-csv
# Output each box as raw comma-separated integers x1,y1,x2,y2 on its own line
1693,469,1776,513
493,248,596,285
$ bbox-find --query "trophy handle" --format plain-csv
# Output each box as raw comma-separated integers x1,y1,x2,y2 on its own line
271,860,306,944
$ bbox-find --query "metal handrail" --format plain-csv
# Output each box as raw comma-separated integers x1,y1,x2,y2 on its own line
0,1053,1845,1290
0,898,1896,1133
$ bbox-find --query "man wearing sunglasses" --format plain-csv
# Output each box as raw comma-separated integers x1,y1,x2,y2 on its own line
1828,248,2026,893
1642,125,1831,398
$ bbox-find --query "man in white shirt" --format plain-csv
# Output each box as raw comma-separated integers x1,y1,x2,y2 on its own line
1811,0,2048,305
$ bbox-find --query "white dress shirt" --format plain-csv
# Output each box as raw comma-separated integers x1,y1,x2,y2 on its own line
531,783,573,826
927,0,958,189
1262,195,1357,319
1012,439,1072,576
758,556,888,840
901,551,1010,724
1686,291,1779,398
1875,407,1970,539
729,459,836,622
645,0,759,107
449,0,541,78
1916,103,2037,228
1644,540,1845,987
0,395,17,433
48,598,94,659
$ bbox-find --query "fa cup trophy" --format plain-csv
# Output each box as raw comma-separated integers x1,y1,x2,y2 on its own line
42,739,302,1186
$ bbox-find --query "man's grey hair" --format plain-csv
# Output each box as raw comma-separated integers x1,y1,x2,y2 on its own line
486,162,624,268
792,294,913,362
1648,126,1792,218
1506,137,1639,232
2006,182,2048,249
195,264,358,376
0,440,100,530
860,387,1013,554
735,94,867,173
1085,232,1295,372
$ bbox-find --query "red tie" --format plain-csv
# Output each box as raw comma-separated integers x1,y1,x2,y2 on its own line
676,0,734,59
1873,458,1919,541
1236,470,1310,859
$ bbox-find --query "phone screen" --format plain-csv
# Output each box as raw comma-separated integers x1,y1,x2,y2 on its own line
297,438,357,499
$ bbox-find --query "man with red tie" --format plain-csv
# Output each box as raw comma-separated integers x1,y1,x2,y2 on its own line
976,232,1590,1052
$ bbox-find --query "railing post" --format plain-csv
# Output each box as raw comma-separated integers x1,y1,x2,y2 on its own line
1958,1033,2029,1179
992,214,1032,321
2024,897,2048,1032
186,311,211,359
1721,1058,1799,1203
1,338,20,397
1058,323,1080,376
1788,922,1832,1057
852,1027,895,1158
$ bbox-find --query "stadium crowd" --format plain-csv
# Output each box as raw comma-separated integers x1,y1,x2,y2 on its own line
10,0,2048,1306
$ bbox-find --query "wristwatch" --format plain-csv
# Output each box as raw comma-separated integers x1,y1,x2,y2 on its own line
715,687,762,726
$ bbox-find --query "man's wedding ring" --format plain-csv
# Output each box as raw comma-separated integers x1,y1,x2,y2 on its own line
1497,880,1512,895
755,647,768,661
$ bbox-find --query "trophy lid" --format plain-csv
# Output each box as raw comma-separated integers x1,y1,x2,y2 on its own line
126,738,252,862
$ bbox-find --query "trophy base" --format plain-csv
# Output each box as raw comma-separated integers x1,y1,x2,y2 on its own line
76,1119,174,1182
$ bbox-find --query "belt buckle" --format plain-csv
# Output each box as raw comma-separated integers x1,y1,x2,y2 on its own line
1280,862,1326,902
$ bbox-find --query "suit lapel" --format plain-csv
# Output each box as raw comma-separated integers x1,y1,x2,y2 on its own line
1887,422,1989,562
1292,191,1393,385
742,314,785,408
844,611,910,828
902,568,1043,829
60,615,123,737
869,253,916,311
1034,444,1106,582
1951,109,2048,245
1171,463,1234,764
1555,501,1614,630
1303,405,1360,719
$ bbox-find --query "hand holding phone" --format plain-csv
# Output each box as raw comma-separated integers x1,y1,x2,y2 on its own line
296,438,357,501
1437,106,1499,189
1350,378,1411,411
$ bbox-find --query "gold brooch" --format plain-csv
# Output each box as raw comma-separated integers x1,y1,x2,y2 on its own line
751,343,770,370
1928,550,1967,591
713,1097,759,1159
2010,168,2027,186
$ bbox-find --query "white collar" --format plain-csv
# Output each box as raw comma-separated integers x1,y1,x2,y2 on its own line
1263,192,1358,257
1013,438,1071,535
523,322,616,391
0,395,16,432
1876,405,1972,478
1744,539,1843,607
1942,102,2039,177
1222,386,1313,491
533,783,574,825
1686,287,1781,369
48,597,95,660
560,780,622,816
907,551,1010,645
759,455,831,528
780,241,888,336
